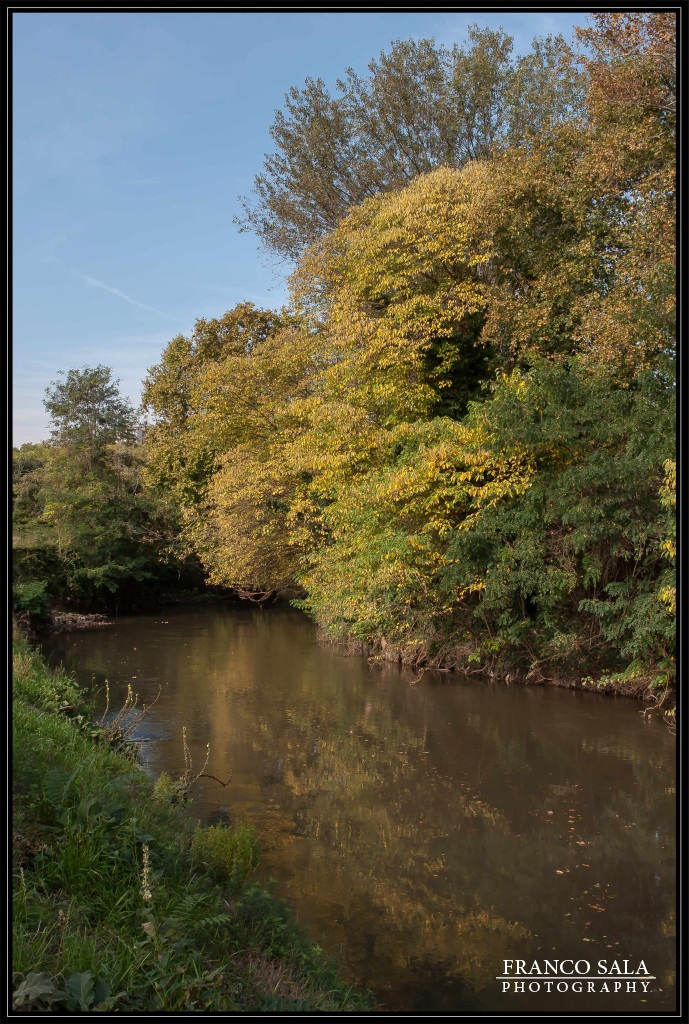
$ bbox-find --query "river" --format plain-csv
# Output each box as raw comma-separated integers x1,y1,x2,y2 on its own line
43,604,676,1013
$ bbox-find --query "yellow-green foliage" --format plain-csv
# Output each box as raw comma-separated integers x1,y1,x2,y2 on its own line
292,162,493,423
299,414,534,649
658,460,676,616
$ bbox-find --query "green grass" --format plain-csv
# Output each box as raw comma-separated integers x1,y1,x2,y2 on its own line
12,630,371,1013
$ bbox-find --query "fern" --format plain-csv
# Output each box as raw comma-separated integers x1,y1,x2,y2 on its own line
41,769,73,807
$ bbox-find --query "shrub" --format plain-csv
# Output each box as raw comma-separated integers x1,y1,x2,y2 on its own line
13,579,50,619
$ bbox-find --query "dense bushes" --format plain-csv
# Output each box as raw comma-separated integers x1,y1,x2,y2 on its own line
12,369,203,616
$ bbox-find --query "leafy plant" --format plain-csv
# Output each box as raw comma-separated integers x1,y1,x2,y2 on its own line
13,579,50,618
13,970,113,1012
191,823,259,884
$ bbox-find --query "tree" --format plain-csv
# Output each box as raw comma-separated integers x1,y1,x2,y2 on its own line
12,366,195,614
44,365,135,461
571,12,675,374
141,303,294,505
131,14,674,693
291,162,495,424
284,15,675,685
142,307,321,598
576,12,675,154
236,30,583,261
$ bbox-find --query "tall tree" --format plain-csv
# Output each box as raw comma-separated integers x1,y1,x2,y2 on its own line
236,30,583,261
141,303,292,505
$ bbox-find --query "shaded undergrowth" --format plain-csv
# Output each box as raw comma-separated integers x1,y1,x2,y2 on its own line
12,631,370,1013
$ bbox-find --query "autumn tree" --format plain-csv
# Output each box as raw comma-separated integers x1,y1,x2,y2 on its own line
572,12,675,374
141,304,322,598
141,303,291,505
138,13,674,692
287,13,676,685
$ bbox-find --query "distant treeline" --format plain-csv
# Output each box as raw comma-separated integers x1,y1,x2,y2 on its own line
13,366,204,617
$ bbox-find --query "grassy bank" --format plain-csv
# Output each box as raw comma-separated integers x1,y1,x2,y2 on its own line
12,631,370,1013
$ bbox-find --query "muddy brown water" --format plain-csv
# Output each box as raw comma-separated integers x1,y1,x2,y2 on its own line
43,605,676,1013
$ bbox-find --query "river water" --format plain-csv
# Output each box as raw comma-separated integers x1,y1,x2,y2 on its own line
43,605,676,1013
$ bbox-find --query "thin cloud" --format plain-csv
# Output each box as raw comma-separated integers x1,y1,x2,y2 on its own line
42,256,180,321
75,271,179,321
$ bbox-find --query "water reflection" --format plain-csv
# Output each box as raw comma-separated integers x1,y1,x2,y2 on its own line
44,605,676,1012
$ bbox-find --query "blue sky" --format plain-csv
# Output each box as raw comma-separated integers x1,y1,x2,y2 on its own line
13,9,588,444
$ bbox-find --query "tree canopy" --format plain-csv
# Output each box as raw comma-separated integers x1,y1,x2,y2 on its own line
14,368,199,615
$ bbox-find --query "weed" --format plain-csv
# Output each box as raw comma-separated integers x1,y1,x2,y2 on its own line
97,680,161,752
191,822,259,884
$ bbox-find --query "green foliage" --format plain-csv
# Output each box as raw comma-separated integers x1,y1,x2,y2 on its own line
13,970,113,1013
454,359,674,680
44,365,135,455
13,579,50,618
294,348,674,689
191,823,259,884
13,367,196,613
237,30,583,261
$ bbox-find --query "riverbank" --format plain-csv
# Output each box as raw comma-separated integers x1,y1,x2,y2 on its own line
11,630,370,1013
321,631,676,712
28,598,675,712
15,589,240,642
